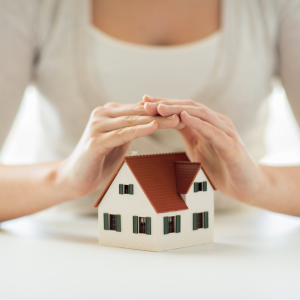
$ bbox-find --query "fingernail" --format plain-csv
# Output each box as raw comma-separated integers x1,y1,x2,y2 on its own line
148,120,155,126
158,103,168,107
167,114,176,120
146,102,157,107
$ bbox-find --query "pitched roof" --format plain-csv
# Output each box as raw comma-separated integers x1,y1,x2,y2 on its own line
174,161,217,193
124,152,189,213
175,161,202,194
94,152,216,213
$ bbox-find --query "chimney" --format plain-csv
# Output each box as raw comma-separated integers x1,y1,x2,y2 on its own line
131,151,138,156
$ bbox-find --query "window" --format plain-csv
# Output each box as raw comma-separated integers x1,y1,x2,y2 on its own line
124,185,129,194
110,214,116,231
197,213,203,229
164,215,181,234
133,216,151,235
119,184,134,195
169,217,175,233
139,217,146,233
193,212,209,230
103,213,121,232
194,181,207,192
198,182,202,191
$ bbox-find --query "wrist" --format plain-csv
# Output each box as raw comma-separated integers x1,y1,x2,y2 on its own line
51,159,77,203
249,164,273,207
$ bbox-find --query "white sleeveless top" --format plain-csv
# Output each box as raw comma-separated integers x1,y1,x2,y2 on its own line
89,26,221,104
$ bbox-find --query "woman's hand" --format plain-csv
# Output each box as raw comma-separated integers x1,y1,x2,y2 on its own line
58,102,180,200
143,95,267,205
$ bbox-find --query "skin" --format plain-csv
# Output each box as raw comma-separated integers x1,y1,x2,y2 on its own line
0,102,180,221
92,0,220,46
143,96,300,216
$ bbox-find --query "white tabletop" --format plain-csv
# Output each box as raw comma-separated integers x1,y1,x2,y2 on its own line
1,206,300,299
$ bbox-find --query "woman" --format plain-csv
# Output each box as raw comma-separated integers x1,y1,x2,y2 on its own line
0,0,300,221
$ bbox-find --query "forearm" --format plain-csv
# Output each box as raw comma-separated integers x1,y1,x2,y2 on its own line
255,164,300,216
0,104,178,222
0,161,70,222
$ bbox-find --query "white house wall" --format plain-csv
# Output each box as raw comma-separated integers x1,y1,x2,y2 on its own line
157,169,214,251
98,162,158,251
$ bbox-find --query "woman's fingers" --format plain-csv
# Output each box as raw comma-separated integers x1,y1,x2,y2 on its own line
106,104,149,118
143,102,160,116
104,102,138,108
143,96,202,115
144,95,203,109
94,114,180,132
143,96,236,137
143,95,186,103
180,111,235,158
146,102,235,138
100,121,158,150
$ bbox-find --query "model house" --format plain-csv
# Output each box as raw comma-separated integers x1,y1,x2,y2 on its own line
94,152,216,252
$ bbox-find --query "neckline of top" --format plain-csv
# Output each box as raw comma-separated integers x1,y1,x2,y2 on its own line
89,24,222,53
75,0,231,109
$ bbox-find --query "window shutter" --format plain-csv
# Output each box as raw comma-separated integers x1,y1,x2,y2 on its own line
133,216,138,234
194,182,198,192
104,213,109,230
204,211,209,228
129,184,134,195
146,217,151,235
119,184,124,194
116,214,121,232
164,216,169,234
176,215,181,233
203,181,207,191
193,213,198,230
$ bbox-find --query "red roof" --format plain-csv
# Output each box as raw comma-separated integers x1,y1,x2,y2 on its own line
175,161,202,194
94,152,216,213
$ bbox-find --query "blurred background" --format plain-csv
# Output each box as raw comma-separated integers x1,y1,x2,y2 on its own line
1,83,300,167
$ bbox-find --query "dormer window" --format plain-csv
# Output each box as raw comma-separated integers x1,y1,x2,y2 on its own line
194,181,207,192
119,184,134,195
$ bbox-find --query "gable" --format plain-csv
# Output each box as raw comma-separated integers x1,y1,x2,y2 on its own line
94,159,125,207
98,162,156,215
190,168,214,193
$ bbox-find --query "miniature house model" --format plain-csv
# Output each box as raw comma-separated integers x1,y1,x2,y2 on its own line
94,152,216,252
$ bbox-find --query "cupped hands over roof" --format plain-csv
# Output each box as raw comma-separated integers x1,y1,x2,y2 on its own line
94,152,216,213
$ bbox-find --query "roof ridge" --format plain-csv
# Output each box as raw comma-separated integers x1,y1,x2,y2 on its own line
124,152,187,159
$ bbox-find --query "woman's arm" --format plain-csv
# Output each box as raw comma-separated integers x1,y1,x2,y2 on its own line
0,0,34,148
143,95,300,216
0,102,180,221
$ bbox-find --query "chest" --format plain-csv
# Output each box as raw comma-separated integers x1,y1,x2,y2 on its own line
92,0,220,46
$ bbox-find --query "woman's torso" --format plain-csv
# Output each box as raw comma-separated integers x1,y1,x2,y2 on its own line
27,0,279,212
